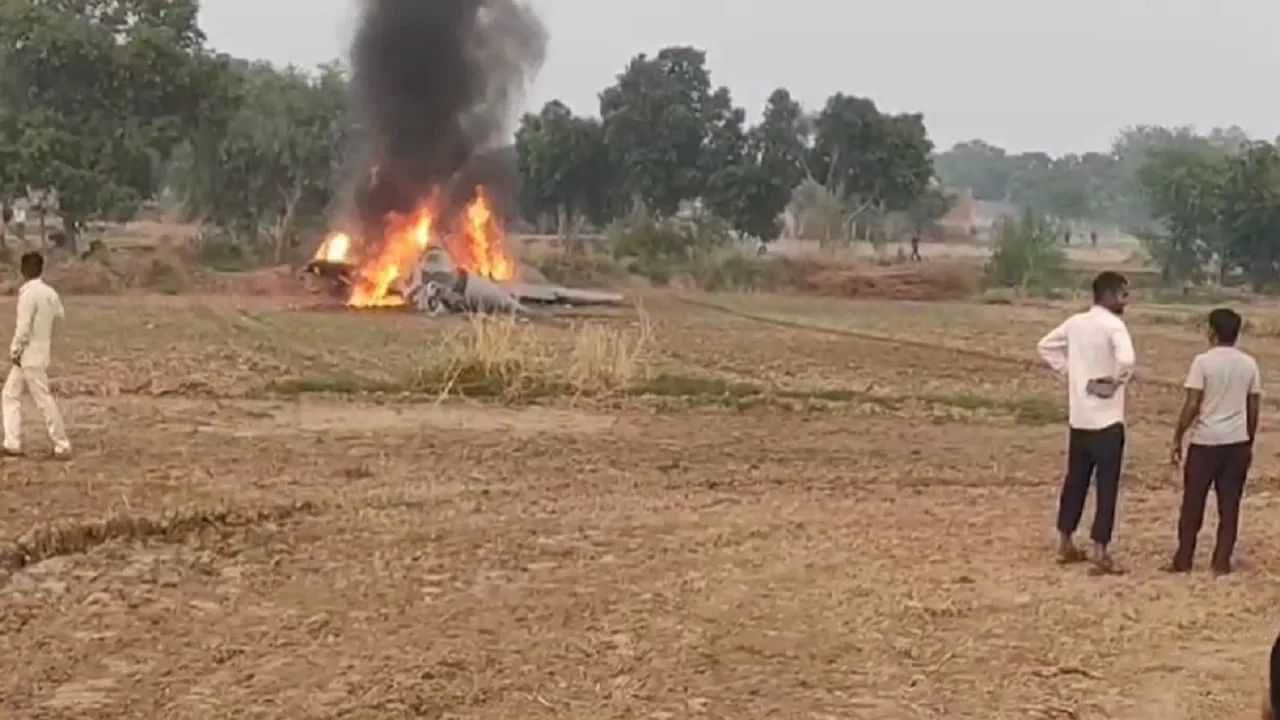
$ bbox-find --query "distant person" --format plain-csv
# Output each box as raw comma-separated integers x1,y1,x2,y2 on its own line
910,235,922,262
13,205,26,244
1167,308,1260,575
1090,231,1099,249
1036,271,1135,574
1064,230,1072,246
4,252,70,459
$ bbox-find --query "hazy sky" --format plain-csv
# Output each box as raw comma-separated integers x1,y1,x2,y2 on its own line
198,0,1280,155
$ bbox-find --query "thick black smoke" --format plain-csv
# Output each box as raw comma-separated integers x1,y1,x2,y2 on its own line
347,0,546,235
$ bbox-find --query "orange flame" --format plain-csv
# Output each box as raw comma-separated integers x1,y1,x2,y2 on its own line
315,232,352,264
349,206,433,308
457,188,514,282
316,185,516,308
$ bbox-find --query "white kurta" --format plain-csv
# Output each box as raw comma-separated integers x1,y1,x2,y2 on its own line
1036,305,1137,431
4,278,70,454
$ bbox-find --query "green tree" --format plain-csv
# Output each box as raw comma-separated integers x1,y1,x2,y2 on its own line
809,94,934,216
986,211,1065,293
934,140,1014,202
1010,154,1092,221
905,185,954,235
1105,125,1219,228
1138,138,1280,290
701,87,749,183
0,0,218,240
174,61,348,262
599,47,717,215
1219,142,1280,290
1137,144,1229,284
800,93,934,243
515,100,612,238
704,160,785,242
754,89,809,192
702,88,802,242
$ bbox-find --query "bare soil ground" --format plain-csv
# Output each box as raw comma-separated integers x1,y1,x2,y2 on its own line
2,291,1279,718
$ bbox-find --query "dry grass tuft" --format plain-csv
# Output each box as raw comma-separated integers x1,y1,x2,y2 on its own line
413,313,654,401
567,314,652,396
422,314,553,400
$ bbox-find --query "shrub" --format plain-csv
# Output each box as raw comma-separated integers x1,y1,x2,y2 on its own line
986,211,1066,294
607,212,733,285
197,230,260,272
689,252,769,292
140,256,189,295
535,252,627,288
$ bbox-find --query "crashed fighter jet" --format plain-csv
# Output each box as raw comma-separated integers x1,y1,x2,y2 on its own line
303,244,624,315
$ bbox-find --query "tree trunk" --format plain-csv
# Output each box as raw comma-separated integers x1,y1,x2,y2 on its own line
274,186,303,265
552,202,568,238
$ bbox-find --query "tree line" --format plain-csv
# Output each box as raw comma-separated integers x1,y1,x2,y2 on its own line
515,46,943,245
0,0,347,262
936,126,1280,290
3,2,1278,290
0,5,945,260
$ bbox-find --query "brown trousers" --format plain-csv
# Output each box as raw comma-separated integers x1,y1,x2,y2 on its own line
1172,442,1252,572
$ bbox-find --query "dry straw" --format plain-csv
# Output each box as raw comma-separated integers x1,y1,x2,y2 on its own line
416,311,653,402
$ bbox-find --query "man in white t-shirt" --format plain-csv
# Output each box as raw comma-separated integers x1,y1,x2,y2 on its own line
1169,308,1261,575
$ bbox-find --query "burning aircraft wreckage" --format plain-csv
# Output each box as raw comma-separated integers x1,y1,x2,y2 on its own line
301,0,621,317
302,190,622,316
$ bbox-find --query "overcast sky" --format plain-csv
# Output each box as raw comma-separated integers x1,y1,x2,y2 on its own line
198,0,1280,155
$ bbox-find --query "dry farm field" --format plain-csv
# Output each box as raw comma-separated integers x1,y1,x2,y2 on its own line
2,290,1280,719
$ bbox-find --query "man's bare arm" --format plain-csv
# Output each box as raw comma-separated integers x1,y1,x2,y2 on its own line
1248,393,1261,446
1172,389,1203,463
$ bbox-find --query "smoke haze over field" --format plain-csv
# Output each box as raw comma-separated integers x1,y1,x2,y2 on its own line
347,0,546,230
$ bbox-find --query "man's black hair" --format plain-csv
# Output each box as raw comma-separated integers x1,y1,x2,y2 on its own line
1208,308,1242,345
1092,271,1128,302
1,206,11,224
20,252,43,279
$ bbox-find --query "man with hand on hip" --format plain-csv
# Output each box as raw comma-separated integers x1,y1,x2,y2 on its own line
4,252,70,459
1036,271,1135,574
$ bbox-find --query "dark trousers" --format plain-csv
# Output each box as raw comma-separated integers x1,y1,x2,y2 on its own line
1172,442,1252,572
1057,423,1125,546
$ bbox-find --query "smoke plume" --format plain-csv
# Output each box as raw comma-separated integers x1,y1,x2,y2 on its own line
347,0,546,234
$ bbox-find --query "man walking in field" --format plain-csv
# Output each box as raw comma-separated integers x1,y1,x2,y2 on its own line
1168,308,1260,575
4,252,70,459
1036,271,1135,574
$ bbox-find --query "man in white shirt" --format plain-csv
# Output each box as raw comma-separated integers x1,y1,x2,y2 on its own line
12,205,26,244
1168,308,1260,575
1036,271,1135,574
4,252,70,458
